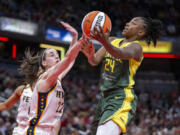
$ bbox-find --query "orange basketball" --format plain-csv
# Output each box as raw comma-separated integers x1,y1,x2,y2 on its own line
81,11,112,39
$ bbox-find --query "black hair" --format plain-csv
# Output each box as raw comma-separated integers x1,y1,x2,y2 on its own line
141,17,164,46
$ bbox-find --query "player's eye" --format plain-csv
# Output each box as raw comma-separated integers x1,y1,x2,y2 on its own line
132,22,136,25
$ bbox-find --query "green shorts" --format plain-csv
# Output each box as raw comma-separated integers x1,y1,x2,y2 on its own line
91,87,138,134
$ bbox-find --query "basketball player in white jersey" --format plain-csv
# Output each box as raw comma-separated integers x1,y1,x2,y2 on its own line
0,50,41,135
26,22,83,135
12,84,33,135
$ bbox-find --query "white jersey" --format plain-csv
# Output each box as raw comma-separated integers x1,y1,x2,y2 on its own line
26,80,64,135
16,84,33,126
12,84,33,135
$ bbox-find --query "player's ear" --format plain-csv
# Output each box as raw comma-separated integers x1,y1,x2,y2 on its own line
138,29,146,38
42,60,47,68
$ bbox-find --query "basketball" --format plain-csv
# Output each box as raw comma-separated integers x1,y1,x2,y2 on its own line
81,11,112,39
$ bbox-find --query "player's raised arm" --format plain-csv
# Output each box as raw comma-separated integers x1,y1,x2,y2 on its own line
91,26,143,61
58,22,78,80
36,24,84,92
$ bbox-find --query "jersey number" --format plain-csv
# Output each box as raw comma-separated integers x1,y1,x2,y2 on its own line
104,59,115,72
56,101,64,113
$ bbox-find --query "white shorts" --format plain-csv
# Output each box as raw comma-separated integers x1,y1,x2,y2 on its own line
96,120,121,135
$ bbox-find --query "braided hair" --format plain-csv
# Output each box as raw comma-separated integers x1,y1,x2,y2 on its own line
141,17,164,46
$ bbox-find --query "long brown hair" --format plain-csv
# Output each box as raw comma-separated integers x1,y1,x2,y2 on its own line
18,48,41,85
38,48,51,70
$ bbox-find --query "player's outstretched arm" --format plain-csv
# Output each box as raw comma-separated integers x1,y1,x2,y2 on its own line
91,26,143,61
37,36,83,92
0,85,25,111
58,22,78,80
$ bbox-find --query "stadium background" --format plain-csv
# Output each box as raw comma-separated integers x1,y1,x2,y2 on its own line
0,0,180,134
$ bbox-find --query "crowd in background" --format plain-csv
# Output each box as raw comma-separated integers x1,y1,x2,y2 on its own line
0,67,179,135
0,0,180,134
0,0,180,36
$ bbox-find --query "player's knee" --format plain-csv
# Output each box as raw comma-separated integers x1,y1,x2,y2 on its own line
96,125,106,135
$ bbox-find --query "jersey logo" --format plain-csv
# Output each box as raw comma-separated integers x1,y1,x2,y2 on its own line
23,96,31,103
105,53,123,63
56,91,64,98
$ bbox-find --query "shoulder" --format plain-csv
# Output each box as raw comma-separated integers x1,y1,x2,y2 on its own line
134,43,142,52
129,42,143,61
15,85,26,97
128,42,142,52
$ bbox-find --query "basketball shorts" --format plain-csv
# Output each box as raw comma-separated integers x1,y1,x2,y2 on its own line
91,87,138,135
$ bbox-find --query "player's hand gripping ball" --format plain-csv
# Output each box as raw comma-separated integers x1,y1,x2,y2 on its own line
81,11,112,39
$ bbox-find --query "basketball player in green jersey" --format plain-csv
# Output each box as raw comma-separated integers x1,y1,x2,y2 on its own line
81,17,163,135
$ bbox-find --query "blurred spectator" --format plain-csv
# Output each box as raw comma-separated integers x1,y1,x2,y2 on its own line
0,1,179,134
0,0,179,36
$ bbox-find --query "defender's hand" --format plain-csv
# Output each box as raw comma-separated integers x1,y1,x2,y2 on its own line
60,21,78,37
80,35,95,58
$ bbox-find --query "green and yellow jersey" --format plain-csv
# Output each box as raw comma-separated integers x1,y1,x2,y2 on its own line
99,38,143,91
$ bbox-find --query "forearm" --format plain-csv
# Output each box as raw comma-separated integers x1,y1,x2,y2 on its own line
48,41,81,81
88,47,106,66
103,41,142,60
65,41,81,62
58,34,78,79
102,42,123,59
70,35,78,48
58,61,74,80
0,103,7,111
0,91,21,111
